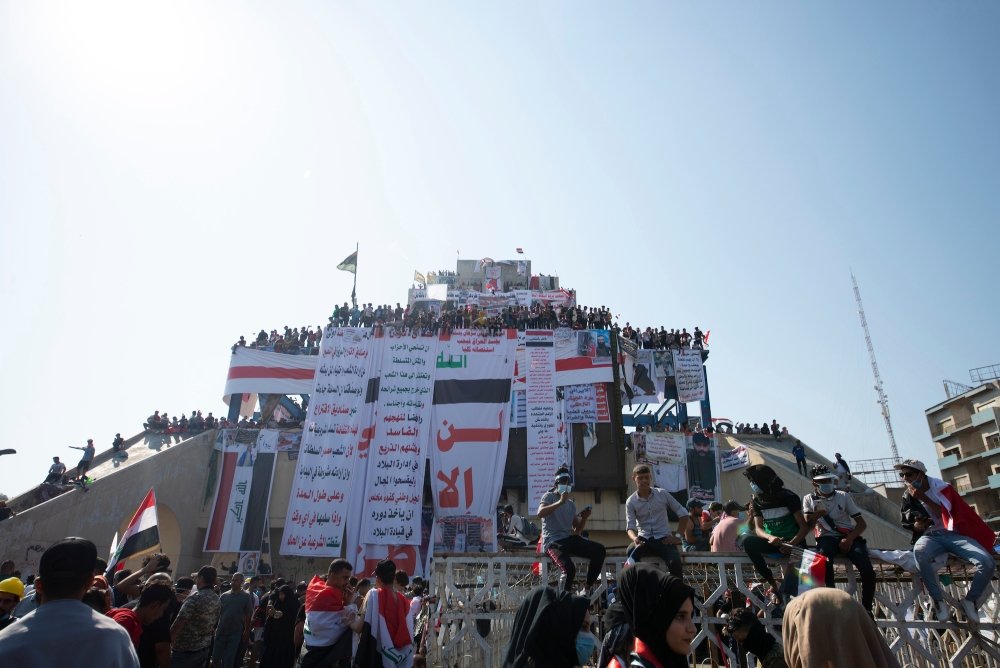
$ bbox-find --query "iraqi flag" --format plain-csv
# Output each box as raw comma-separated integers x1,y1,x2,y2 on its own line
224,347,318,398
106,489,159,576
926,475,996,552
796,548,828,593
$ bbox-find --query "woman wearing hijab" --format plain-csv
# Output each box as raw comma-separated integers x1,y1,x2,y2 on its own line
260,584,299,668
617,564,697,668
597,600,633,668
782,588,900,668
503,585,590,668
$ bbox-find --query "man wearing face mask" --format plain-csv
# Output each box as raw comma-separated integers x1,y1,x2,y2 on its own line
741,465,809,603
538,467,606,594
896,458,996,623
802,465,876,614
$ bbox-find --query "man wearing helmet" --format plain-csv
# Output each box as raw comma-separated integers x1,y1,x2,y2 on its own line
0,577,23,631
802,464,876,614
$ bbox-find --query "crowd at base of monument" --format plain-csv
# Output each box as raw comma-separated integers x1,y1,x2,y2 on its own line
3,458,998,667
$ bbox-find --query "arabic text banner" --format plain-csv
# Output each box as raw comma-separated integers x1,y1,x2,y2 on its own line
514,329,614,388
360,338,439,545
430,330,516,518
673,349,706,403
526,330,563,510
279,328,374,557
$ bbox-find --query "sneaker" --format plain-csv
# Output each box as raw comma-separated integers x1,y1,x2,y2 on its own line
961,598,981,624
935,600,951,622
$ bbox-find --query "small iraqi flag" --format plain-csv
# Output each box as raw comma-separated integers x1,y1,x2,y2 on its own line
796,548,828,593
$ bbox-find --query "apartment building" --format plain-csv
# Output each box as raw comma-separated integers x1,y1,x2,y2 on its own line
927,379,1000,525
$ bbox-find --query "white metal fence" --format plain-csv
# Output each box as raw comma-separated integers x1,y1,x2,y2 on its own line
426,552,1000,668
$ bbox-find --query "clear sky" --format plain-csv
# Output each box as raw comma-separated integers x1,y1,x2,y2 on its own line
1,2,998,499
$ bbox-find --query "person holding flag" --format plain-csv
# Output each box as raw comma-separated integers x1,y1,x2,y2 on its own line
896,458,996,623
741,465,809,602
106,489,160,577
802,465,876,614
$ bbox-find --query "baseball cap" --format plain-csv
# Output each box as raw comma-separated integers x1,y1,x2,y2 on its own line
893,458,927,473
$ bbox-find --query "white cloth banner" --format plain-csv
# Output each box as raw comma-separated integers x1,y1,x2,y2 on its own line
360,338,439,544
644,432,687,465
279,328,374,557
224,347,318,398
651,461,687,494
345,336,383,571
672,349,706,403
720,445,751,472
526,330,563,510
430,330,516,518
564,384,597,423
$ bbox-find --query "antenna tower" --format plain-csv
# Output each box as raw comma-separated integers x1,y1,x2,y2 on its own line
851,272,900,463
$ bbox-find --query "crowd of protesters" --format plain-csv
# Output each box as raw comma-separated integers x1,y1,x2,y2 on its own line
619,324,708,350
730,419,789,439
144,411,220,436
0,539,434,668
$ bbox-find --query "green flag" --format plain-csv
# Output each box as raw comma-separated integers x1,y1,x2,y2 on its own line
337,251,358,274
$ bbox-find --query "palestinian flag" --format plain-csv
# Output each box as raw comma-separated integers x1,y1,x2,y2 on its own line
106,489,159,576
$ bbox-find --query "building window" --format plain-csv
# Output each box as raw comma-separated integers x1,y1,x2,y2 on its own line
938,417,955,436
942,447,960,459
985,433,1000,450
975,398,999,414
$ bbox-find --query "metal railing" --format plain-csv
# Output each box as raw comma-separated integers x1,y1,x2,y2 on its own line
426,553,1000,668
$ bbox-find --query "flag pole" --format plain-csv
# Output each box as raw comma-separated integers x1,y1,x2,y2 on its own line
351,242,358,309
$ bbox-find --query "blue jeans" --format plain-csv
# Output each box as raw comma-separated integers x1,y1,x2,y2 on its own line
914,530,996,602
170,647,210,668
212,632,243,668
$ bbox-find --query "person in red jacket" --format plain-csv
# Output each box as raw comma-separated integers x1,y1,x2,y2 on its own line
896,458,996,623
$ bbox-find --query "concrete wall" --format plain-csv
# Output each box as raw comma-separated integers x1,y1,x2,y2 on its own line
0,431,216,577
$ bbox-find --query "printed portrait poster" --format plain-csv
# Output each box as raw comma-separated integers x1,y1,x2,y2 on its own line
686,432,720,503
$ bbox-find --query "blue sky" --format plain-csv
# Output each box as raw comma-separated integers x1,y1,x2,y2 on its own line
1,2,998,499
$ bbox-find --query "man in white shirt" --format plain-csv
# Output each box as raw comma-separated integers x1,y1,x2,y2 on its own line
624,464,685,576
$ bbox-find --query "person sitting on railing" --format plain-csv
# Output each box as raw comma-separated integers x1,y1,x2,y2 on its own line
143,411,162,432
677,499,710,552
896,458,996,624
624,464,685,578
802,465,876,615
741,465,810,604
538,467,606,595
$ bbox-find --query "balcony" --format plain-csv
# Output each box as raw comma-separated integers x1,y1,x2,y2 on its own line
933,419,975,441
972,406,1000,428
989,473,1000,490
956,478,991,495
938,453,960,470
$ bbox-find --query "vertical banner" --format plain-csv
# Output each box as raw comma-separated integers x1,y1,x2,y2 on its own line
510,389,527,428
346,336,384,571
686,432,720,503
238,431,278,552
526,330,560,510
279,328,373,556
204,434,254,552
673,349,706,403
595,384,611,423
360,337,439,545
430,330,516,518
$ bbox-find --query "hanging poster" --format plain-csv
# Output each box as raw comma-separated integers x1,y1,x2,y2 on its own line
564,384,598,423
526,330,561,510
360,338,439,545
644,432,687,465
430,330,516,518
673,349,706,403
279,328,374,556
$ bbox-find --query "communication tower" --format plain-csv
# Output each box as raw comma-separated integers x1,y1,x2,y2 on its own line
851,272,901,463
